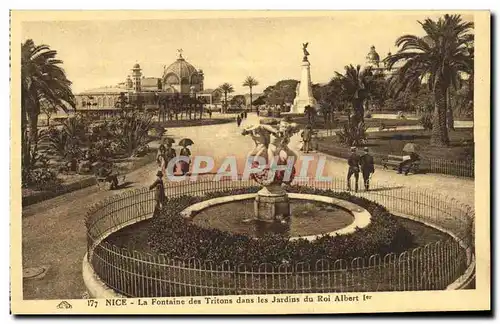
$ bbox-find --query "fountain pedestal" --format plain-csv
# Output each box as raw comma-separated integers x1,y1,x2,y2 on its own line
254,184,290,223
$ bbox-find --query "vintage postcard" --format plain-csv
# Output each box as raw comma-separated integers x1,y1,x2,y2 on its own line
10,10,490,315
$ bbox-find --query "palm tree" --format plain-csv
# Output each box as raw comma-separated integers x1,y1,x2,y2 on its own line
335,64,374,125
21,39,75,173
242,76,259,112
384,14,473,146
218,83,234,113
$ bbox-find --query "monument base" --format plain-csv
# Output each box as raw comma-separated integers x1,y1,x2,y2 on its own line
292,98,317,114
252,185,290,223
291,58,317,114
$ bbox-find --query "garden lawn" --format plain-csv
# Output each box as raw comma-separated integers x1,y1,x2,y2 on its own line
291,115,420,129
153,117,233,128
317,128,474,177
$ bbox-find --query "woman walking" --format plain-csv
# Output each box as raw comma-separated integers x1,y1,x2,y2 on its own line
177,138,194,176
156,144,168,178
164,142,176,176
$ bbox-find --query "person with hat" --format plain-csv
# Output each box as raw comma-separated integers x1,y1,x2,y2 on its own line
301,124,313,153
149,170,166,210
164,142,177,176
347,146,360,192
359,147,375,191
156,144,168,177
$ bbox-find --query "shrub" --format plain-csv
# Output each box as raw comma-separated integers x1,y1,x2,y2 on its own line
113,112,154,156
146,186,414,266
337,120,367,146
22,167,62,191
419,113,433,130
148,123,167,139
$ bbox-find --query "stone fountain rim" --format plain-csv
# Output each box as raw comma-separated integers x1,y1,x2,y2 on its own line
180,193,372,242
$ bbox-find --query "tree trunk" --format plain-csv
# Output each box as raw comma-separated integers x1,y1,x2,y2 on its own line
224,93,227,113
430,82,450,146
27,110,39,168
352,98,364,125
249,87,253,112
446,87,455,131
21,108,31,180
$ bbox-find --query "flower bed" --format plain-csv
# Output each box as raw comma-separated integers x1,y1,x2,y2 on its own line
146,186,414,266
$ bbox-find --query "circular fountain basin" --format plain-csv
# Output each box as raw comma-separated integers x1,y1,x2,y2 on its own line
181,193,371,241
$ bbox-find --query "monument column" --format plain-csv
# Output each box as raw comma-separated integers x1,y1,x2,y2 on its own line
292,59,317,114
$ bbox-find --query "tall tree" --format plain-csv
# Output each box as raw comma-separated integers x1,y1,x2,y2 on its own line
262,79,299,107
384,14,474,146
335,64,375,125
217,83,234,113
242,76,259,112
21,39,75,174
230,94,246,108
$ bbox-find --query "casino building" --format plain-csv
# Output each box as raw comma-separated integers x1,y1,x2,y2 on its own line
75,51,216,116
365,45,398,77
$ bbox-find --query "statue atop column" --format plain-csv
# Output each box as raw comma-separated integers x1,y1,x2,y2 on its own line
302,42,310,62
292,42,317,113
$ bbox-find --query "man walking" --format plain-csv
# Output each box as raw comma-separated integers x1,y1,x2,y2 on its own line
359,147,375,191
347,147,360,192
301,125,313,153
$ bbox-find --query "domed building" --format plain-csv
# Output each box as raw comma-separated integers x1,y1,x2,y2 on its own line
162,51,204,95
75,50,210,114
366,45,381,68
365,45,398,77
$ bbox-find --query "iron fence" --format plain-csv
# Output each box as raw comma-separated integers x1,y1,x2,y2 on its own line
85,176,474,297
311,142,474,178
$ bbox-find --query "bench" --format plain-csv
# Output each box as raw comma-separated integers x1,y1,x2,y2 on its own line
382,154,420,174
378,124,398,131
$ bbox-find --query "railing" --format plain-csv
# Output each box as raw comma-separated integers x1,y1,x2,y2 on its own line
310,143,474,178
85,176,474,297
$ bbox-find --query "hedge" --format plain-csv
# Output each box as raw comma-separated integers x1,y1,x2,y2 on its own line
147,186,414,266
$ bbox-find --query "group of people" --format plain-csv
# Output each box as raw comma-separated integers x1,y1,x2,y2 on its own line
149,141,192,210
236,111,248,127
347,147,375,192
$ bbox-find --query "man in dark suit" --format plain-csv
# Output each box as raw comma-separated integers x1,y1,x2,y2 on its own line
347,147,360,192
359,147,375,191
149,170,166,210
301,125,313,153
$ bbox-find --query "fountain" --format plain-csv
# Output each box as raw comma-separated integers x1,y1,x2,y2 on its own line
241,117,299,225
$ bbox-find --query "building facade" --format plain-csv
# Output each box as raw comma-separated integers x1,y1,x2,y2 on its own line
75,51,209,114
365,45,397,77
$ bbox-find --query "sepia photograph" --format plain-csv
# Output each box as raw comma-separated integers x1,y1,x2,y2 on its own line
9,10,490,315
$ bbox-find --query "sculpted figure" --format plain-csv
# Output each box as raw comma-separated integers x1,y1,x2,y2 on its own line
241,124,276,166
242,118,299,185
302,42,310,57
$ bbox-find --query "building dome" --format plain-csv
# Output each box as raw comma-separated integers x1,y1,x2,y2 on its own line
366,45,380,66
163,57,200,85
133,63,141,69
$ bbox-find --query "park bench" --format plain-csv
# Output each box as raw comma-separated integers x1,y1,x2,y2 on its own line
382,154,420,174
378,123,398,131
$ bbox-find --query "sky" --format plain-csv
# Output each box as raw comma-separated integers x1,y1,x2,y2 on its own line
21,12,473,95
